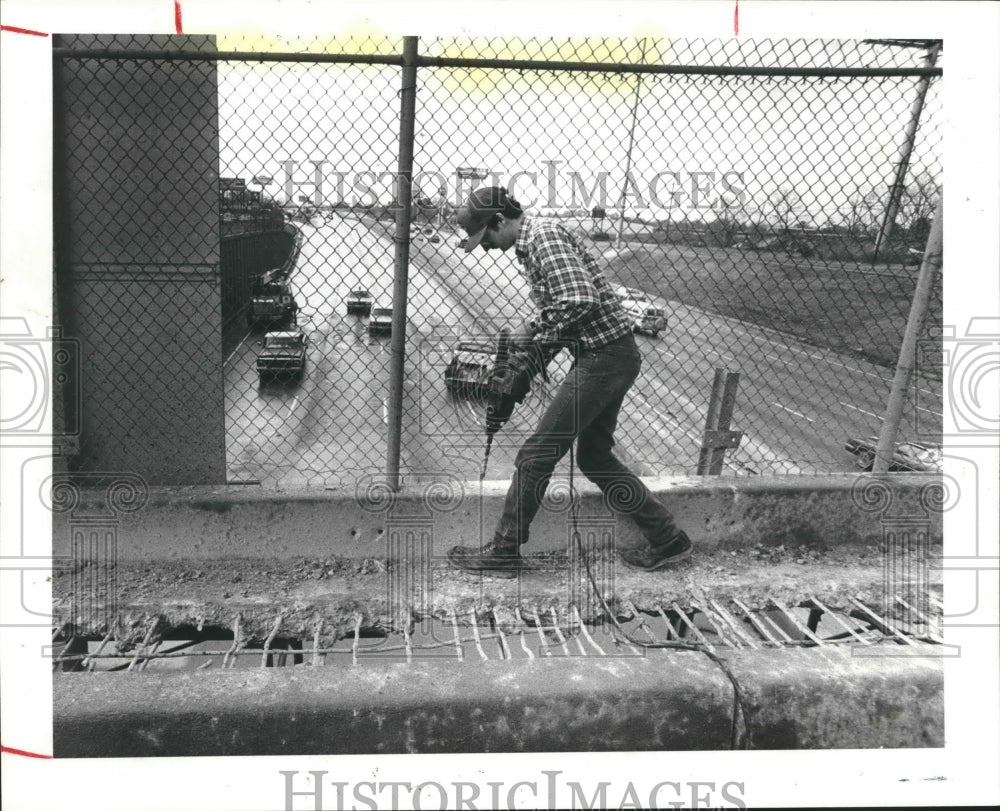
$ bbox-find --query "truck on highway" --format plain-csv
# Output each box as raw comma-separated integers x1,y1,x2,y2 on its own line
248,268,298,329
444,336,497,398
256,329,308,384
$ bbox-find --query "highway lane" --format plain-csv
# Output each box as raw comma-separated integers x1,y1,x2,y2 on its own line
626,303,941,475
225,215,942,486
225,218,396,487
226,215,538,486
225,216,450,486
404,229,801,478
641,299,941,473
421,235,942,477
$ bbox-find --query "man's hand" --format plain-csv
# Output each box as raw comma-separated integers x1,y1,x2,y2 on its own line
484,343,538,436
508,341,553,394
493,349,539,405
507,318,539,352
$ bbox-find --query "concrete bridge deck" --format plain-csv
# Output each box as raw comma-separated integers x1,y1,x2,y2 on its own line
51,474,945,755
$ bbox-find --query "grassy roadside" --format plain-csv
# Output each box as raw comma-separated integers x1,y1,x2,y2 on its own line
360,212,942,378
601,242,942,376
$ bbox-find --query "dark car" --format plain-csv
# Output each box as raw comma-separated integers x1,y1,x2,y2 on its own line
256,329,307,384
845,436,943,472
368,305,393,336
345,288,373,316
444,337,497,398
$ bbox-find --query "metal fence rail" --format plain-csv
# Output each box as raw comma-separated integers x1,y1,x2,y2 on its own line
52,35,943,486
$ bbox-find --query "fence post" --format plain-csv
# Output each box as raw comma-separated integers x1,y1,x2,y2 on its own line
697,368,725,475
697,368,742,475
386,36,419,491
711,371,741,475
872,197,943,473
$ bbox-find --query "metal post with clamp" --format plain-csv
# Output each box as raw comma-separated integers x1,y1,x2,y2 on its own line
696,368,743,475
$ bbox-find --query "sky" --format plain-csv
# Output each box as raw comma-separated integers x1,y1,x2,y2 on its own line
216,36,942,227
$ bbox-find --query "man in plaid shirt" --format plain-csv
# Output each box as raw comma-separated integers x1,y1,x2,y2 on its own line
448,186,692,574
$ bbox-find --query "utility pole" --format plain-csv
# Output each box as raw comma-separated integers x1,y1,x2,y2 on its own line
873,198,942,473
871,40,941,261
615,38,649,248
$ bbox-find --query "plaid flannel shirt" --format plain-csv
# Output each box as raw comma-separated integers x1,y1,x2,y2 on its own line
514,215,633,349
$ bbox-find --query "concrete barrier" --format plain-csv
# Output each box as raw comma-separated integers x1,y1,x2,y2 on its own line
51,473,944,630
53,646,943,756
53,473,943,560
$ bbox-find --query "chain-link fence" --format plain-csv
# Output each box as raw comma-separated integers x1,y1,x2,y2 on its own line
52,35,942,486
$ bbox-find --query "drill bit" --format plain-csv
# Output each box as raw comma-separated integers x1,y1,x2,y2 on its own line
479,435,494,481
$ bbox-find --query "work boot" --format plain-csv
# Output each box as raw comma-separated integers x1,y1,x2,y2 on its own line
619,531,693,572
447,539,522,577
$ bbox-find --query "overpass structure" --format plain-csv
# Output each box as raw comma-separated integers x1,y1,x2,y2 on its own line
52,474,945,755
37,32,958,763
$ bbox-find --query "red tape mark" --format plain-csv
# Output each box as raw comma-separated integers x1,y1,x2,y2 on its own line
2,745,52,759
0,25,49,37
175,0,183,35
734,0,740,35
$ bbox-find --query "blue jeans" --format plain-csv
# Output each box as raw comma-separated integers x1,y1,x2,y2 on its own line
494,332,681,548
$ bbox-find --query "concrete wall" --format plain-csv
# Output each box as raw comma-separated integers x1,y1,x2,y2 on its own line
53,35,224,483
53,648,944,756
50,474,944,561
220,226,297,357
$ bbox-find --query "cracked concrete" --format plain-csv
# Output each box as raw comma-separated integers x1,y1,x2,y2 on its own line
52,475,943,636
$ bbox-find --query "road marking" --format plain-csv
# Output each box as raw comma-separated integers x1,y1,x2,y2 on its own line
773,402,814,422
783,345,826,361
823,358,890,382
916,405,943,417
707,349,738,363
631,390,702,442
840,401,880,419
224,330,254,368
286,396,299,418
646,344,677,359
821,357,941,399
764,353,791,365
382,399,388,425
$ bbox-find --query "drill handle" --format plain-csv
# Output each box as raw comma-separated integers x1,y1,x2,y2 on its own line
494,327,512,373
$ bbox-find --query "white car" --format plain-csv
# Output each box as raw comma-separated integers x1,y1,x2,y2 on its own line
622,300,667,337
614,285,649,303
368,305,393,336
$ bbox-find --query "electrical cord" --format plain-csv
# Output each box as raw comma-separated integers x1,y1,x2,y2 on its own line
567,444,753,750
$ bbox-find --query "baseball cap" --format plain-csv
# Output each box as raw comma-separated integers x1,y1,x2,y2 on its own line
456,186,521,252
